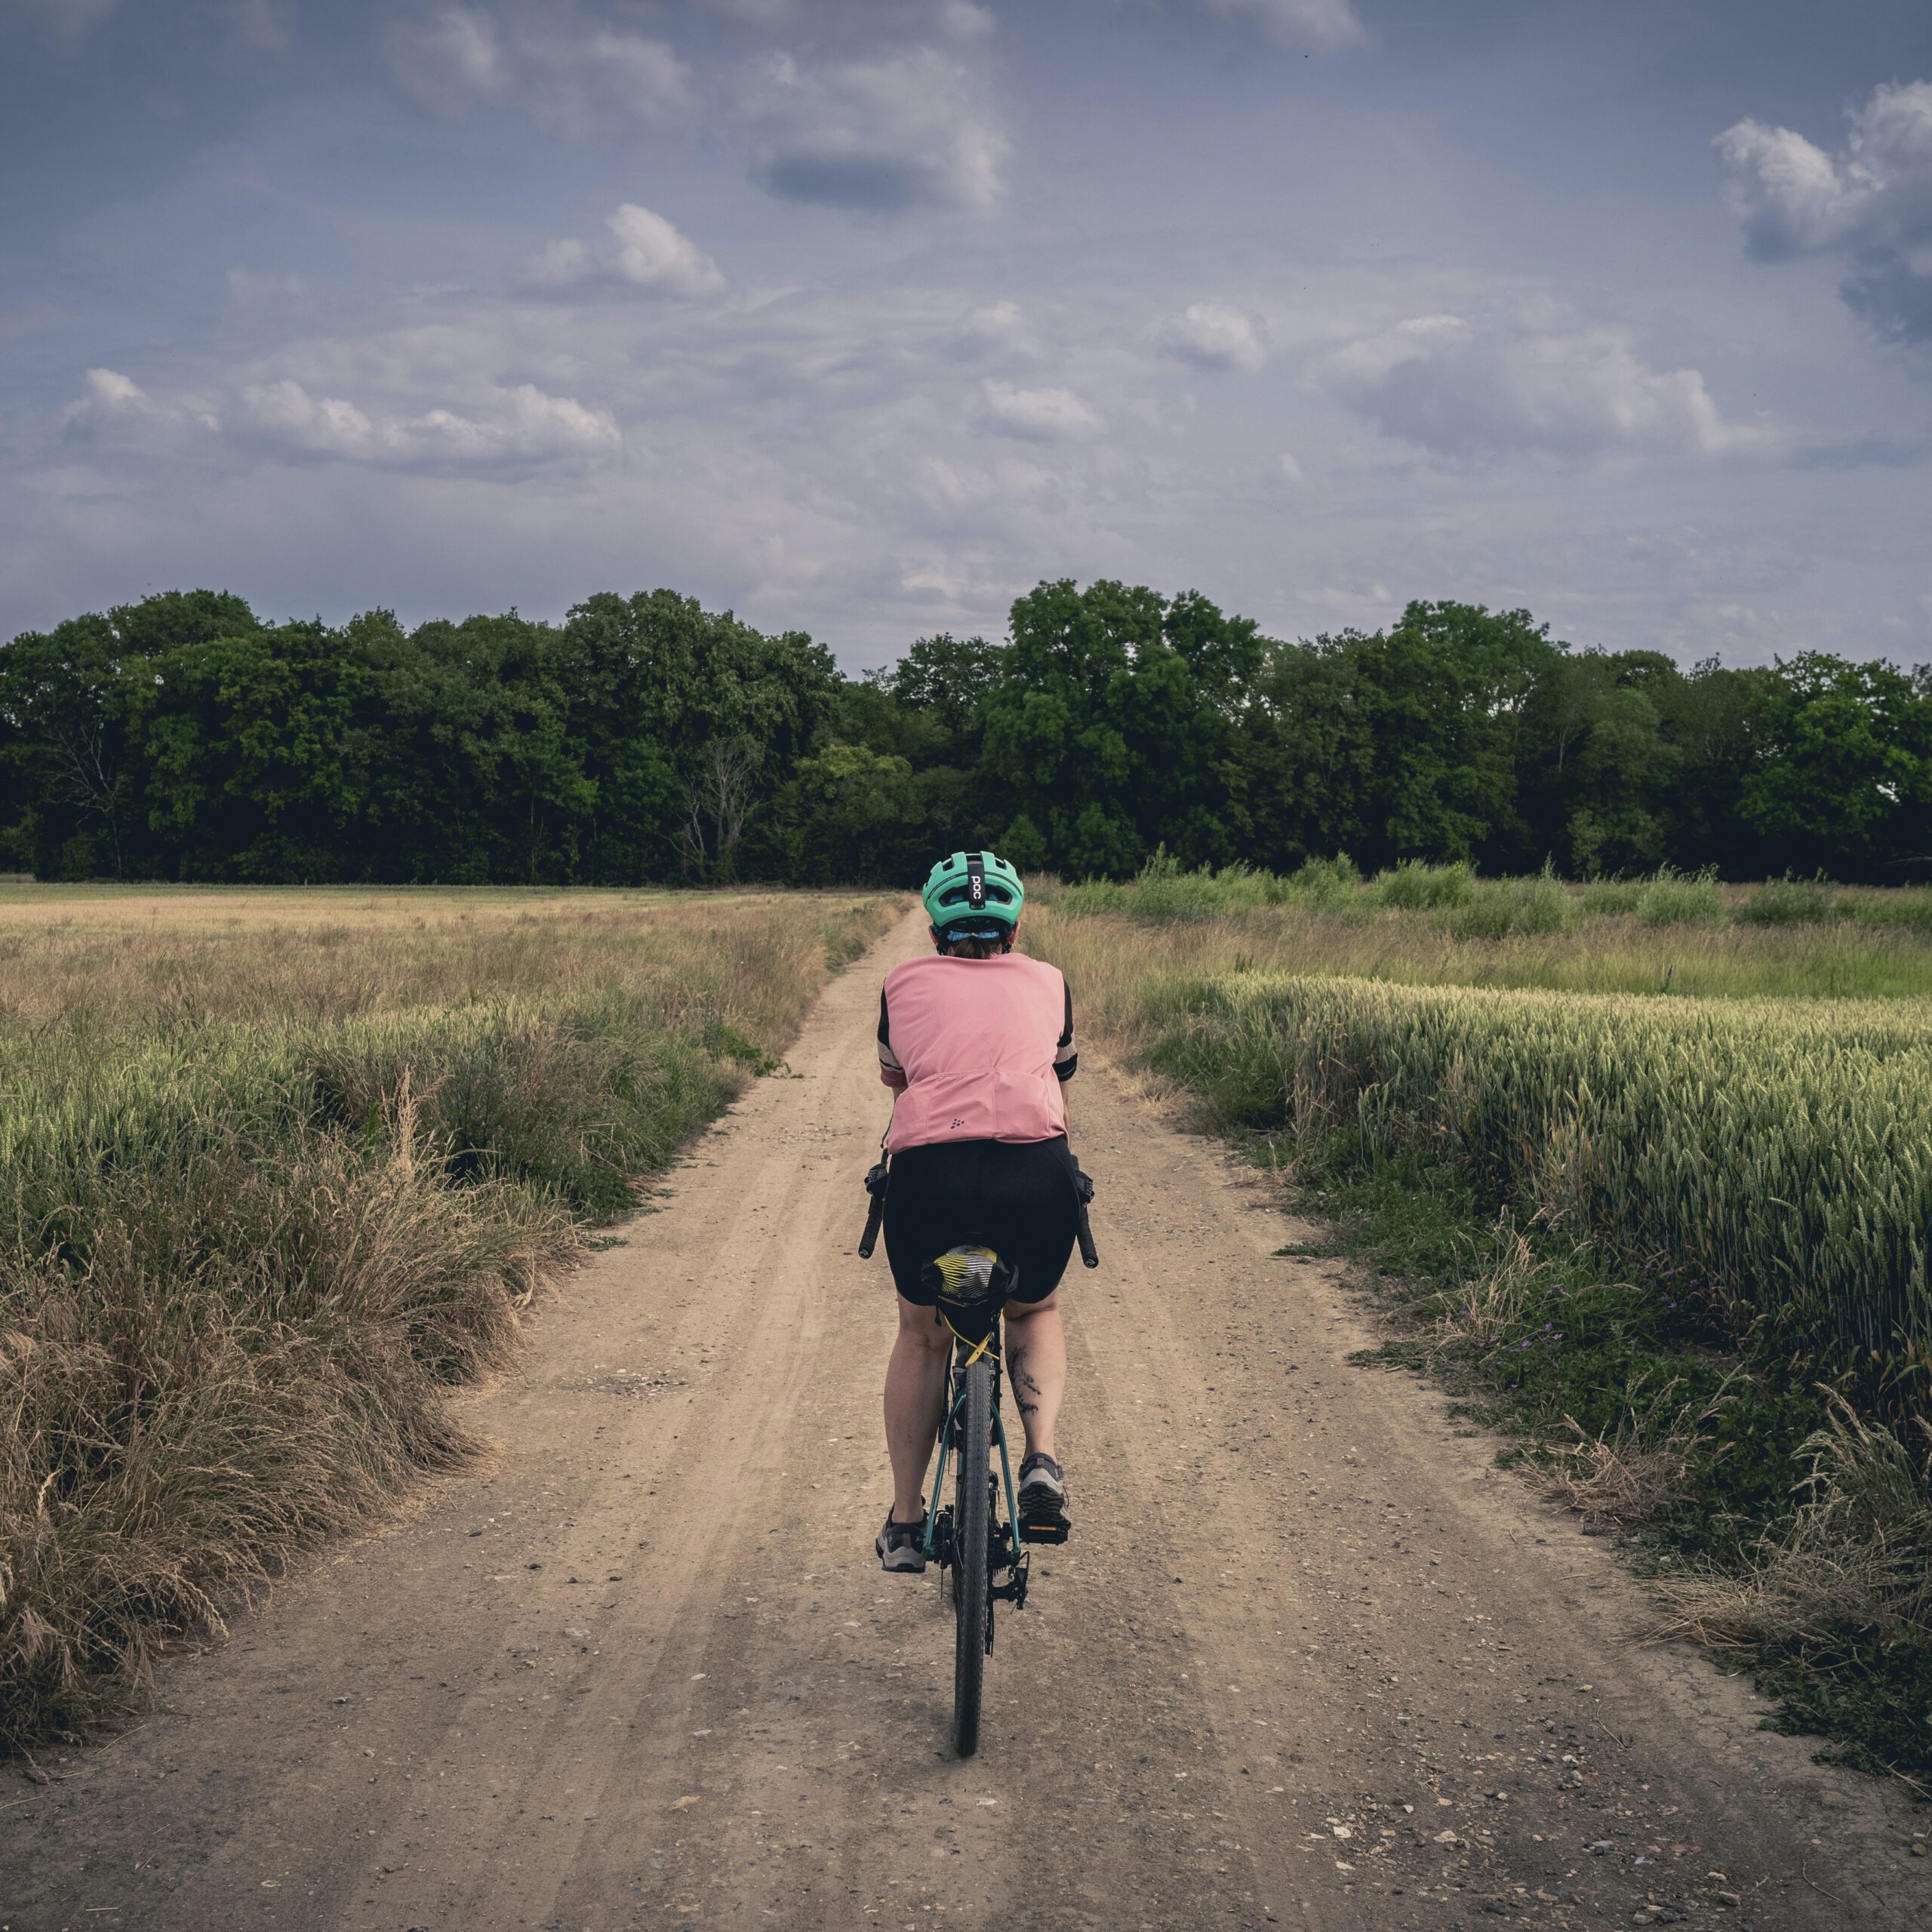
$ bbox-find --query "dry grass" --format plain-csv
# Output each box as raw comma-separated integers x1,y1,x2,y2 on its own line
1543,1375,1731,1532
1026,890,1932,1004
0,886,903,1749
0,885,888,1032
0,1118,571,1737
1429,1220,1552,1349
1650,1395,1932,1652
1391,1227,1722,1533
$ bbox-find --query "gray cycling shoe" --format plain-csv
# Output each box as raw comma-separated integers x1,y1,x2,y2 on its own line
1017,1453,1069,1541
876,1507,928,1573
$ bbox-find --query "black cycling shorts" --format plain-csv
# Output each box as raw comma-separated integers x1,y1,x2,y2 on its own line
881,1135,1080,1308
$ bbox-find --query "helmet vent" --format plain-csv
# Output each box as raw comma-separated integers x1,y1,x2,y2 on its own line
921,849,1025,934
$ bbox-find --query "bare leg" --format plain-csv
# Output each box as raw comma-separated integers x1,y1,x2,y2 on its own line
884,1294,952,1523
1002,1294,1066,1461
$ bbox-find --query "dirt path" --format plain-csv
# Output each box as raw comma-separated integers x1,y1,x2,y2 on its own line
4,909,1925,1932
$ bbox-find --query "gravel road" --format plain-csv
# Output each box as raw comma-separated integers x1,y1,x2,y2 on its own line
3,909,1924,1931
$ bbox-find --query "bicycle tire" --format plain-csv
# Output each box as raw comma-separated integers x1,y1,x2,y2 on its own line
951,1358,992,1758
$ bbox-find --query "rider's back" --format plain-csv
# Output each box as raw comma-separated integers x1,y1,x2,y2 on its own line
878,952,1072,1153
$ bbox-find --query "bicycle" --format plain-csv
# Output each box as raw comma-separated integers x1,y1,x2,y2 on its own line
858,1155,1098,1757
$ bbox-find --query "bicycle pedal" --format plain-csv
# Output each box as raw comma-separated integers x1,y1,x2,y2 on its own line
1019,1515,1069,1545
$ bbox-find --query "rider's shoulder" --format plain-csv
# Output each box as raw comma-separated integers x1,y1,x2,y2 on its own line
881,955,942,996
884,954,1061,989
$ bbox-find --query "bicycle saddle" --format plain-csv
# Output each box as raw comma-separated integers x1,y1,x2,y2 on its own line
923,1244,1019,1322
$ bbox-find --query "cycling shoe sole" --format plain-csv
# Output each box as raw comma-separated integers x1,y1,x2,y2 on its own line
1017,1485,1070,1544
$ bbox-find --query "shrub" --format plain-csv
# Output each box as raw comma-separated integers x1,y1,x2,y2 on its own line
1286,854,1361,905
1447,894,1515,941
1446,869,1571,940
1845,888,1932,935
1503,868,1571,935
1577,880,1644,918
1737,876,1838,927
1060,851,1295,921
1129,849,1229,921
1372,860,1477,910
1638,866,1723,927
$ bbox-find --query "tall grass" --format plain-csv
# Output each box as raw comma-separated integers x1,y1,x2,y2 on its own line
1090,972,1932,1404
0,888,900,1749
1036,855,1932,1000
1026,888,1932,1780
1037,883,1932,1402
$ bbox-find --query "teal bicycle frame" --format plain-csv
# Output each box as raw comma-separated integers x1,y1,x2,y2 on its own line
924,1325,1024,1567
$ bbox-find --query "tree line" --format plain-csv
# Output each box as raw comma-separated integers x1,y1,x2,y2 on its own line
2,580,1927,886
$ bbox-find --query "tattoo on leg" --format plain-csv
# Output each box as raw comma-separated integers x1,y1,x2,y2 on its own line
1012,1357,1042,1417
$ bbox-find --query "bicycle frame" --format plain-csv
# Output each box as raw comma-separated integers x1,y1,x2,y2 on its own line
857,1156,1096,1751
923,1321,1028,1613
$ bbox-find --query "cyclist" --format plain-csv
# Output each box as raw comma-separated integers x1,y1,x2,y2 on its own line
873,850,1080,1573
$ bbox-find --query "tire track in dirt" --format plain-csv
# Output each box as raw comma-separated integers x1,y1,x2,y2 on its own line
2,908,1924,1930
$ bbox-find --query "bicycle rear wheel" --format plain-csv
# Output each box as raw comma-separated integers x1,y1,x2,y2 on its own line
951,1358,991,1758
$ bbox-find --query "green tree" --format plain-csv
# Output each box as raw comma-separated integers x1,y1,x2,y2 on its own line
1519,649,1684,874
1738,654,1932,878
764,742,924,884
0,590,260,879
979,580,1260,876
561,592,841,882
873,633,1002,759
1245,604,1559,873
144,621,377,880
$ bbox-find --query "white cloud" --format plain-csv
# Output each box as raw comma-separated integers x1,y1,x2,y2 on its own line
691,0,995,37
238,377,620,472
938,2,996,36
1157,303,1269,373
386,7,1004,213
1189,0,1364,51
1717,119,1854,258
58,368,220,443
1312,313,1779,461
1718,81,1932,342
56,358,617,476
605,205,728,297
521,204,726,298
386,5,506,113
57,368,227,467
980,380,1104,441
14,260,1908,676
1718,82,1932,259
744,48,1007,213
60,368,167,435
386,3,688,139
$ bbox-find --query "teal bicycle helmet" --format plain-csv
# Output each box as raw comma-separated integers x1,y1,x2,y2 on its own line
921,850,1025,941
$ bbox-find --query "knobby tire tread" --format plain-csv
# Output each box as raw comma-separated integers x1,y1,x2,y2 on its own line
952,1358,991,1758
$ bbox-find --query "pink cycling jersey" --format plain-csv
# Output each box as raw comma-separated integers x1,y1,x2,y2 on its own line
877,952,1076,1153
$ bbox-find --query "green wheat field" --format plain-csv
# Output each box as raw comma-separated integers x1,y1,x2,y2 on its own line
1026,859,1932,1789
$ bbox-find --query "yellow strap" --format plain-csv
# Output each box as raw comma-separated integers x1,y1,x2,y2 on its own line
938,1304,1001,1362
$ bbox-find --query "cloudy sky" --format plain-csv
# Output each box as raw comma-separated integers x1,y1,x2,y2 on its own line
2,0,1929,670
